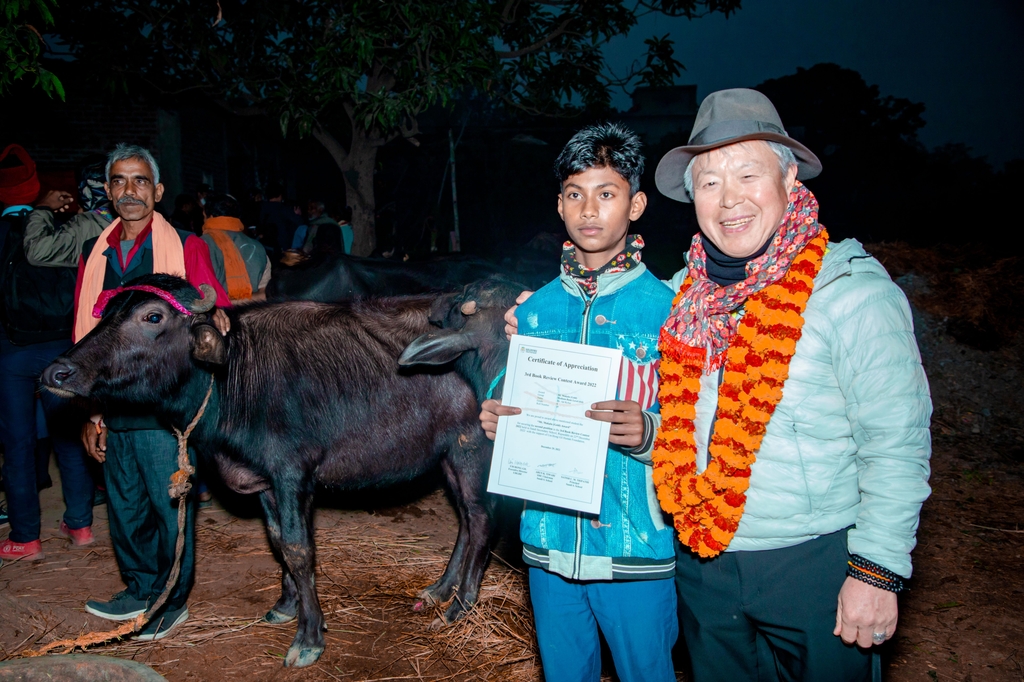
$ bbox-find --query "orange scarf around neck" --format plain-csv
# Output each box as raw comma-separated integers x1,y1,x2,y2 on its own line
202,216,252,301
74,212,186,342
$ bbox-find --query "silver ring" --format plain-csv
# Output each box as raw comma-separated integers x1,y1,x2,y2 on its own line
872,632,886,644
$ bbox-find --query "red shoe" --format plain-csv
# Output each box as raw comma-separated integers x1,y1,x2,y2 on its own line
0,538,44,561
59,520,95,547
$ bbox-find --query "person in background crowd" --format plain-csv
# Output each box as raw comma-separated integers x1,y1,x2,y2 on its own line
0,143,96,563
24,157,115,268
241,188,264,239
334,205,353,255
171,193,200,234
74,143,230,641
23,157,121,508
258,182,302,260
190,183,210,232
195,183,210,209
299,200,342,255
200,193,271,303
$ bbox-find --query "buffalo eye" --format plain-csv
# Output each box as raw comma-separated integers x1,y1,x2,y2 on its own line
145,312,163,324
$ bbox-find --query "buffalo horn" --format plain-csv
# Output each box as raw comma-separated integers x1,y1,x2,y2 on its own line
460,300,478,315
189,284,217,314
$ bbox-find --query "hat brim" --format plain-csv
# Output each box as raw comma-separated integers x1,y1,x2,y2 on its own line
655,132,822,203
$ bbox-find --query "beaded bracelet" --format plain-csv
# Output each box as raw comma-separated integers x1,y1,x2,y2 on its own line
847,554,907,593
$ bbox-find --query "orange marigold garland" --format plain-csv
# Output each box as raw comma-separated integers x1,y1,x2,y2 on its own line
651,230,828,557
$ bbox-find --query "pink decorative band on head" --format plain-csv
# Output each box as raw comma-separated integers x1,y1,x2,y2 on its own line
93,285,196,319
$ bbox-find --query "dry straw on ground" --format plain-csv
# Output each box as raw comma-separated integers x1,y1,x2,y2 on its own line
2,519,541,680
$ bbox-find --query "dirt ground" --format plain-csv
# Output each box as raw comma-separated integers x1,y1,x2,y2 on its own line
2,245,1022,681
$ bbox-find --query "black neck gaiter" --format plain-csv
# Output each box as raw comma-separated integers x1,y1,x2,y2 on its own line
702,233,773,286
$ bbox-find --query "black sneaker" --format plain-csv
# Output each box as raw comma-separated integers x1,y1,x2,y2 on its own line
85,591,149,621
0,502,8,528
135,605,188,641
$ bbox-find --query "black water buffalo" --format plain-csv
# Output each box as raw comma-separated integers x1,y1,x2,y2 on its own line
42,274,516,668
267,252,510,302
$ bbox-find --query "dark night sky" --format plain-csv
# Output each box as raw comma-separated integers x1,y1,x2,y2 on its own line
606,0,1024,167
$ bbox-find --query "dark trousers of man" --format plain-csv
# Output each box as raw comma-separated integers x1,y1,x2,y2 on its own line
675,528,871,682
0,333,93,542
105,428,195,610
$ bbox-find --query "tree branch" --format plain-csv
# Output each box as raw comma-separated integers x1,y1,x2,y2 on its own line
495,17,574,59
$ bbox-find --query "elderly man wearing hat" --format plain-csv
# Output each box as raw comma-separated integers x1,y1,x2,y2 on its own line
485,89,931,680
657,88,931,680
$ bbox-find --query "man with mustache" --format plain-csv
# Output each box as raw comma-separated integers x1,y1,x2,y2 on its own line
72,143,229,641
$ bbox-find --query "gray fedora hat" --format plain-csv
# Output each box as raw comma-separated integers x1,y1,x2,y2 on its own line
655,88,822,203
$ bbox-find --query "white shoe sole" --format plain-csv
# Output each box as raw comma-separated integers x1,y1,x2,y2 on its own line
135,608,189,641
85,603,147,621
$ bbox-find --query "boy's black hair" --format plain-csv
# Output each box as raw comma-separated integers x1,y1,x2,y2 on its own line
553,122,645,195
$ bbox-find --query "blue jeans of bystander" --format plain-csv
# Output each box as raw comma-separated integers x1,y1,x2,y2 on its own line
0,331,94,543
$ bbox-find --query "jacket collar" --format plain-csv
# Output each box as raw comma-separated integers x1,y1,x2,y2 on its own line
558,262,649,299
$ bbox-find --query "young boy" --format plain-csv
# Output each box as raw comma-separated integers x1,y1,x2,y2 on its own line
480,123,677,682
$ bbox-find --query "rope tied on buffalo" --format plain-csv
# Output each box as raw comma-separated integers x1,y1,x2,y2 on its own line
21,376,215,657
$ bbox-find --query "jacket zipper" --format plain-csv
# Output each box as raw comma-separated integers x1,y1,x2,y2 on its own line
573,283,593,579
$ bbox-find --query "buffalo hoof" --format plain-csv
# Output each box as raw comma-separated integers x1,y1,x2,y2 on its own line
413,586,443,613
443,599,472,625
413,593,436,613
263,608,296,624
284,644,324,668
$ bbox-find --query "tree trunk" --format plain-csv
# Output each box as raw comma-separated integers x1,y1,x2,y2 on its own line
312,126,379,257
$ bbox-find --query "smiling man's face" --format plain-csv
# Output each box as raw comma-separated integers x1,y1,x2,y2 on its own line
691,140,798,258
105,157,164,228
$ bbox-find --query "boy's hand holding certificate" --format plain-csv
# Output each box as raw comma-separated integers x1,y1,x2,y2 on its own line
487,335,622,514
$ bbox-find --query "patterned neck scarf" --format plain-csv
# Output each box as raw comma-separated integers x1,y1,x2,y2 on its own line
661,182,824,373
562,234,644,297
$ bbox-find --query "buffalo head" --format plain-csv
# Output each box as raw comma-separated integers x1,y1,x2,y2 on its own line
42,274,225,405
398,276,524,400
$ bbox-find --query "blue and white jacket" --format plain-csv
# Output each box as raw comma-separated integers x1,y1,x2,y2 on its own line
515,263,676,581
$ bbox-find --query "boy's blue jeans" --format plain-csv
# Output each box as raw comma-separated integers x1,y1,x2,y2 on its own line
529,567,678,682
0,333,94,542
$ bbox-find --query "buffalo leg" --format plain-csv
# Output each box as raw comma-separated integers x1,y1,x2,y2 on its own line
419,448,494,624
442,450,495,623
258,490,298,624
272,477,325,668
416,455,470,612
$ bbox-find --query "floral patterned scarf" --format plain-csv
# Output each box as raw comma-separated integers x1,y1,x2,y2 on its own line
661,182,824,373
562,234,644,298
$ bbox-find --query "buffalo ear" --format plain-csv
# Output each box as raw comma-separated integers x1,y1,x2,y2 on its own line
191,324,227,365
398,329,476,367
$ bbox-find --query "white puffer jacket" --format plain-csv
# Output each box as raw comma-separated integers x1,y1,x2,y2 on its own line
667,238,932,578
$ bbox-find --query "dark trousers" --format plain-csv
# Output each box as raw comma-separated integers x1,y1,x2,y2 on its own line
0,333,93,542
675,528,871,682
105,428,195,610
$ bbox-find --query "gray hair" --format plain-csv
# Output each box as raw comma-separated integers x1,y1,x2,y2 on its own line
683,140,796,200
105,143,161,186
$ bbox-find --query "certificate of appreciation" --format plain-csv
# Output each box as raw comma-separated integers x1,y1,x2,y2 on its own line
487,335,622,514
